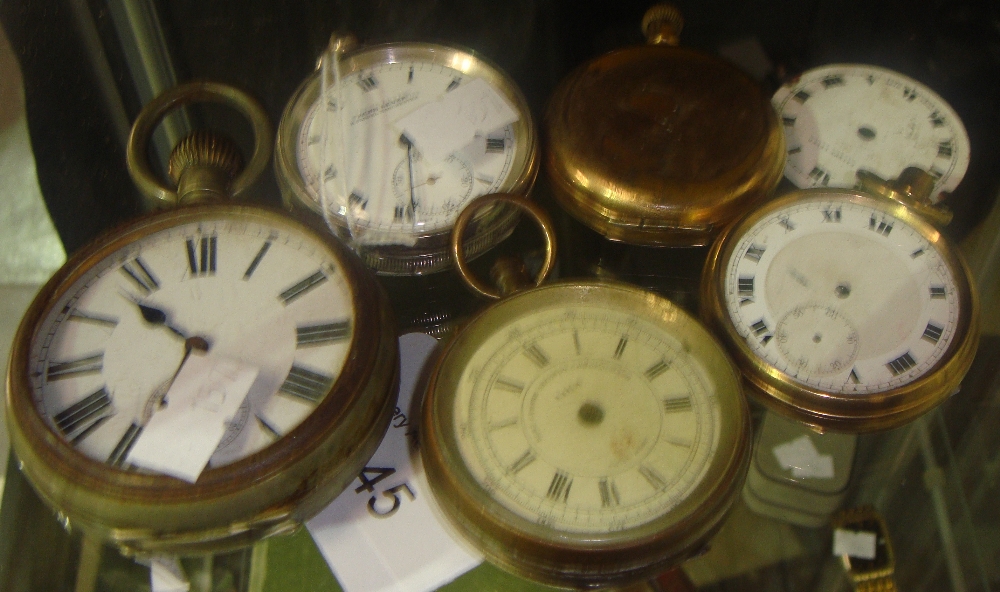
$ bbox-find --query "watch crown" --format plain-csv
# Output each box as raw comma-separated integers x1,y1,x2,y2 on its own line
168,131,245,204
642,4,683,46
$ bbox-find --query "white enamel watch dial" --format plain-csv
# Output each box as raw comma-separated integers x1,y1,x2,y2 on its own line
276,42,538,275
773,64,969,198
455,306,720,532
422,282,749,587
703,187,978,432
31,214,354,467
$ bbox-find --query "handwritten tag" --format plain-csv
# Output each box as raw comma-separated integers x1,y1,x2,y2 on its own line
127,352,258,482
307,333,482,592
395,78,518,162
772,434,835,479
150,556,189,592
833,529,877,559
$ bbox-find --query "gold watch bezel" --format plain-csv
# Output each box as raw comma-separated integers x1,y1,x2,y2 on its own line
6,204,399,554
421,280,751,588
701,188,980,432
275,41,539,275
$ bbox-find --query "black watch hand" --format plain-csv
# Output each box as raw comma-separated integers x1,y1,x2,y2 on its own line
400,134,417,218
120,293,190,340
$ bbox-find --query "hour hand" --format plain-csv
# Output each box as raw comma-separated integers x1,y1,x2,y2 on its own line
120,293,189,339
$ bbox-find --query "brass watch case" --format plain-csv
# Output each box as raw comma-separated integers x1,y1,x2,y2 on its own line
6,205,400,555
275,42,539,275
701,189,980,433
421,281,750,588
545,41,784,247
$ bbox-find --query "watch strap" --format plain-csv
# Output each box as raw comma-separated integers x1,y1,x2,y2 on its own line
856,576,897,592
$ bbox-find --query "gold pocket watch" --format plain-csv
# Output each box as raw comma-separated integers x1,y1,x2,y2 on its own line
773,63,970,199
544,4,785,248
275,34,539,275
5,82,399,555
701,168,979,432
421,194,750,588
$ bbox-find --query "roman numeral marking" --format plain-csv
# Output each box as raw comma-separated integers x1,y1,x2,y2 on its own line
121,257,159,293
47,353,103,380
68,310,118,327
663,396,692,412
573,330,581,355
279,270,328,305
279,365,334,403
244,241,272,279
738,276,755,296
490,417,519,431
645,358,671,380
922,322,944,344
508,450,536,474
599,478,620,507
640,465,667,490
887,352,917,376
849,368,861,384
494,378,525,393
930,285,947,299
822,74,845,88
407,66,414,83
930,111,945,127
788,146,802,155
822,207,842,222
256,414,282,439
793,90,811,103
547,471,572,502
296,321,351,346
524,343,550,367
446,77,462,92
357,74,379,92
53,387,113,438
614,336,628,359
779,216,796,231
911,248,925,259
808,166,831,185
745,244,766,262
394,205,406,222
186,236,217,276
869,214,893,236
308,135,321,145
782,116,796,127
107,422,142,467
937,140,953,158
349,192,368,210
324,165,337,181
903,86,918,101
475,173,495,185
751,319,773,345
485,138,505,153
928,167,945,180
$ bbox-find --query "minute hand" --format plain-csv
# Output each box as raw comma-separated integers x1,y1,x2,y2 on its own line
400,133,417,219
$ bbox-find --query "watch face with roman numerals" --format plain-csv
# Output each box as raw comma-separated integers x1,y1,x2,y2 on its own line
28,209,355,469
773,64,969,199
721,192,960,395
449,296,725,534
293,53,521,242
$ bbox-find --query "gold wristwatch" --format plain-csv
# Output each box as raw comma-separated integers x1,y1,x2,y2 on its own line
832,506,897,591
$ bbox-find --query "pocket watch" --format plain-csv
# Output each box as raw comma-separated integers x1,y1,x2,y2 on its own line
701,168,979,432
5,82,399,555
421,194,750,588
544,4,785,247
275,35,539,275
773,64,970,200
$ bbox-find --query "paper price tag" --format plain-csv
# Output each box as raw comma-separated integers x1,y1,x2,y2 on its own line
150,556,189,592
833,529,877,560
307,333,481,592
772,434,835,479
395,78,518,162
127,352,259,482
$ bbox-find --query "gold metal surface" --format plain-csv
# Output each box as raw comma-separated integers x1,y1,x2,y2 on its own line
451,193,556,300
831,506,897,591
544,6,784,247
275,42,539,275
857,167,954,228
421,281,750,588
701,187,980,433
127,81,273,209
6,205,399,555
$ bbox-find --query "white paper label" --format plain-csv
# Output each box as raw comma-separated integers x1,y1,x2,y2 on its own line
833,528,877,559
150,556,190,592
307,333,482,592
772,434,835,479
127,352,259,482
395,78,518,162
